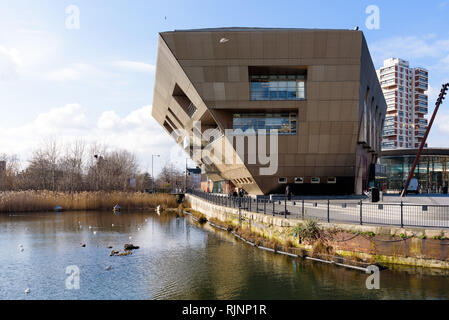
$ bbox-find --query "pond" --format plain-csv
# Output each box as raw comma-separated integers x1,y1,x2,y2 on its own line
0,210,448,300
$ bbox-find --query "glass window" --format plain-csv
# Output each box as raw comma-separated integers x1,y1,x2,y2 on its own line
295,177,304,184
232,113,298,135
250,74,306,101
278,178,287,184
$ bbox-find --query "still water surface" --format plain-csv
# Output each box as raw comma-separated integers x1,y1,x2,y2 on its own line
1,211,448,300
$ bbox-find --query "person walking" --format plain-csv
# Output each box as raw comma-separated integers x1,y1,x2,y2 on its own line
285,185,291,201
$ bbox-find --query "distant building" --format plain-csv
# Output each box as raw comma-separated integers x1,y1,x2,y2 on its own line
187,167,201,190
200,175,213,193
377,58,429,150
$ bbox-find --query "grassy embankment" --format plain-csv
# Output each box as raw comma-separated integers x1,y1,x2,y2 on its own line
0,191,178,213
185,205,371,266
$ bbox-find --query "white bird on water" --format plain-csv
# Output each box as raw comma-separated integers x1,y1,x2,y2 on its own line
25,288,30,294
93,231,97,235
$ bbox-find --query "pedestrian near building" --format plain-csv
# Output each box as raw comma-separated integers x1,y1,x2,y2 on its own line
285,185,291,201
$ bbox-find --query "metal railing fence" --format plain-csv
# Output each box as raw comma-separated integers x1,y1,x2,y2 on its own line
189,190,449,229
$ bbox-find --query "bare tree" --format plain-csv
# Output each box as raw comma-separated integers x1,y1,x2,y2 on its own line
156,163,184,192
0,153,20,190
0,140,153,193
58,140,86,192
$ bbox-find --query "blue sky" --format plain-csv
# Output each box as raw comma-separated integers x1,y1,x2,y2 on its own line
1,0,449,174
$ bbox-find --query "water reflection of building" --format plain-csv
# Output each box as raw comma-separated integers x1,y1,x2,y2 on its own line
378,148,449,193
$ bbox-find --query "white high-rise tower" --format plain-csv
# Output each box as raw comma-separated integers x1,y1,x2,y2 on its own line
377,58,429,150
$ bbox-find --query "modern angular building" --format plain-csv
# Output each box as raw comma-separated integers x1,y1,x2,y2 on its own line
377,58,429,150
152,28,387,195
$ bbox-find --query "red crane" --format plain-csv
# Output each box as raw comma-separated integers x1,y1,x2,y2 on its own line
401,83,449,197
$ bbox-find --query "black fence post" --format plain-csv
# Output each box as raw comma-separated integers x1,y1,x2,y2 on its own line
400,201,404,228
302,199,305,220
327,199,330,223
239,204,242,226
249,197,252,212
264,199,266,215
284,195,287,219
272,200,275,216
360,200,363,225
256,198,259,213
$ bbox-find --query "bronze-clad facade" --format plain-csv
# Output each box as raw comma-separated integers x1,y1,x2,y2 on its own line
152,28,386,195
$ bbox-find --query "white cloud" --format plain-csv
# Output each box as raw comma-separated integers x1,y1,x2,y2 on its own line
97,110,121,130
45,67,82,81
370,35,449,77
0,46,22,81
426,85,441,103
371,35,445,65
113,60,155,73
0,104,181,172
34,103,88,131
44,63,111,82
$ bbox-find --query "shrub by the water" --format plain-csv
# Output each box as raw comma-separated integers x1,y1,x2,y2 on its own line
292,219,322,242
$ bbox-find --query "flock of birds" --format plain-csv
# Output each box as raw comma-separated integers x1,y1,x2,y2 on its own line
20,214,152,296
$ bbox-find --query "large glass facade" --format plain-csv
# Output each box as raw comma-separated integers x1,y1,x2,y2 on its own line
378,153,449,193
232,113,297,135
250,75,306,100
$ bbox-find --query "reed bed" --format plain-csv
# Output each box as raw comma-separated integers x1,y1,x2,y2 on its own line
0,191,178,213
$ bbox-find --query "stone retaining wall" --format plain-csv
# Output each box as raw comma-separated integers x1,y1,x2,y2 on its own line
186,194,449,269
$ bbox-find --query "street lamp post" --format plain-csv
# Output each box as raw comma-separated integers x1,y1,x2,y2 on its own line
152,154,160,194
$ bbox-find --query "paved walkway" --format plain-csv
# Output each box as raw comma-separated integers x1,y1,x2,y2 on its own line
190,192,449,229
381,194,449,205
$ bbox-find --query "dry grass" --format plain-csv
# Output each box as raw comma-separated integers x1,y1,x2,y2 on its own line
311,239,334,257
0,191,178,213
